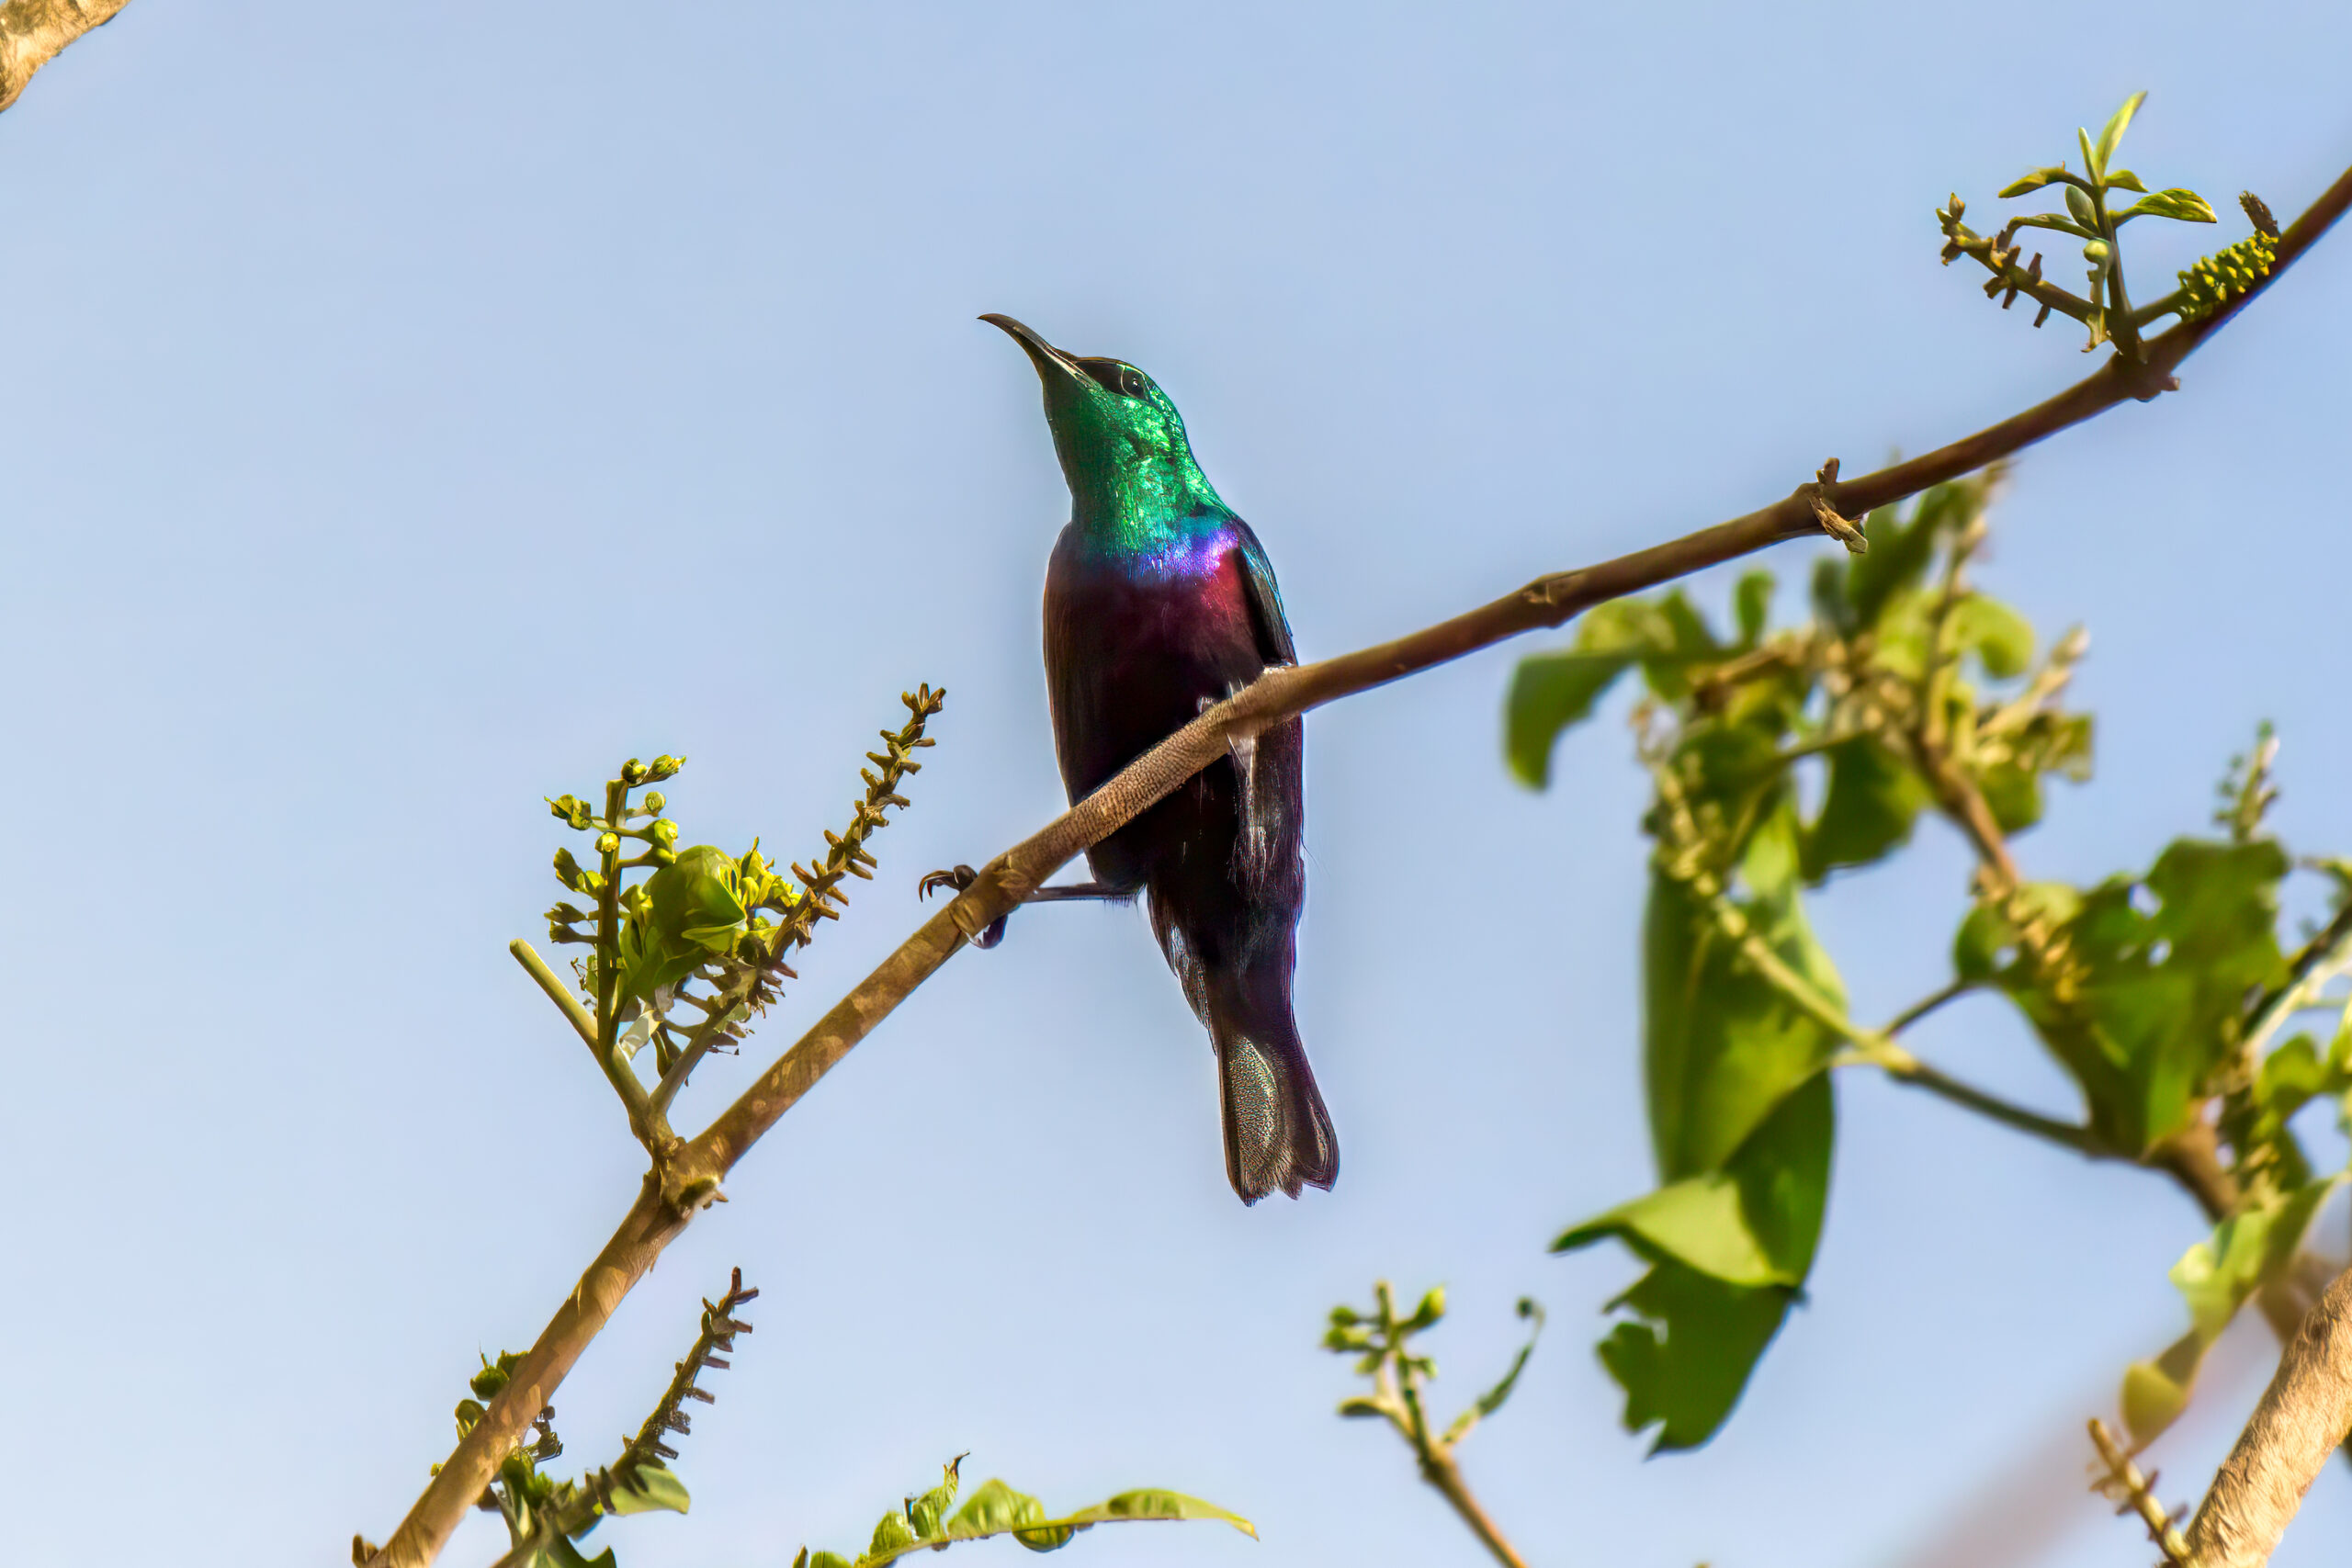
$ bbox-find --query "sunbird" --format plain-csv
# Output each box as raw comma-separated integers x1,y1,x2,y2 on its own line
924,315,1337,1204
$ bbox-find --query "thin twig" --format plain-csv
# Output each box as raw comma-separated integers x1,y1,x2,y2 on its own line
487,1269,758,1568
1881,977,1977,1039
364,153,2352,1568
2087,1417,2191,1566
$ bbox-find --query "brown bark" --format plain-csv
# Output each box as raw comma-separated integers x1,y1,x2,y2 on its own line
2187,1266,2352,1567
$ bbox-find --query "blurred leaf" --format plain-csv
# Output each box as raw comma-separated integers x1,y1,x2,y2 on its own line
1503,592,1724,787
607,1464,690,1517
1734,571,1774,647
2174,1178,2337,1341
1949,594,2035,679
1555,1173,1784,1287
1982,839,2290,1151
1802,737,1932,882
1595,1260,1791,1454
2120,1328,2205,1446
1953,883,2079,982
1442,1300,1545,1445
1847,483,1976,629
1645,806,1843,1176
534,1539,616,1568
1505,654,1633,787
2115,188,2218,225
2106,168,2147,193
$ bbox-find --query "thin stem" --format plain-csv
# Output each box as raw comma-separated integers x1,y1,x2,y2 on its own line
365,153,2352,1568
1418,1449,1532,1568
510,939,598,1054
1700,875,2107,1157
511,938,666,1147
1860,1043,2106,1156
1881,977,1976,1039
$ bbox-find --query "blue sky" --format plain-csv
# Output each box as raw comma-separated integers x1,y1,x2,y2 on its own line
3,4,2348,1565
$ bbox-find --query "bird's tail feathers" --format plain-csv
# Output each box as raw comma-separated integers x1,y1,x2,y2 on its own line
1212,1008,1338,1204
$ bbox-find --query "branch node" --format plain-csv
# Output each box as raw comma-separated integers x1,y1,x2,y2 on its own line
1804,459,1868,554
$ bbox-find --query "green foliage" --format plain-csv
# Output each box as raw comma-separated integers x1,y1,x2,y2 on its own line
1934,92,2274,355
1509,471,2352,1459
1504,591,1723,787
787,1458,1253,1568
1967,838,2291,1152
2123,1173,2343,1445
538,688,942,1105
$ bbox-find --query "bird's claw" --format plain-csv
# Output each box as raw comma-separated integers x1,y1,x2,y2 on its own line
919,864,979,900
917,864,1009,949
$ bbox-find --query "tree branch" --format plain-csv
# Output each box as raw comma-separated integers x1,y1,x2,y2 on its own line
0,0,130,114
2185,1264,2352,1568
363,154,2352,1568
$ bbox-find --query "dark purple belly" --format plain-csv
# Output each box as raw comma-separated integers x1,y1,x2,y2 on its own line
1042,528,1266,890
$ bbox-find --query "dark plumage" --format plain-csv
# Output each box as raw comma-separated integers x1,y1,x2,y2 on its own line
979,314,1337,1203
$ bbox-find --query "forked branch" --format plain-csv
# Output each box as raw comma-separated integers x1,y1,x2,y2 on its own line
367,153,2352,1568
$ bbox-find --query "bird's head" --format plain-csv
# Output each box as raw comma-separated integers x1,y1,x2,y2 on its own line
981,313,1221,525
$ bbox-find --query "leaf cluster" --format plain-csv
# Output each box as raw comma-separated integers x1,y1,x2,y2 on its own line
1511,475,2352,1452
1930,92,2278,358
789,1458,1252,1568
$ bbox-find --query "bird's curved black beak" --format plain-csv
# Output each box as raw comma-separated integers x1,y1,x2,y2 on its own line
980,313,1086,385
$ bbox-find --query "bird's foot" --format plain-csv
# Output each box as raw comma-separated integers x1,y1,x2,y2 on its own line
918,863,1008,949
919,864,978,899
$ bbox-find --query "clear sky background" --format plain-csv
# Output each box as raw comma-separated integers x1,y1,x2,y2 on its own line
4,4,2348,1566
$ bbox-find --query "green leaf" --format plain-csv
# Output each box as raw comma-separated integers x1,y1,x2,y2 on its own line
2094,93,2147,180
2120,1328,2206,1446
1801,736,1931,882
1953,883,2079,982
1998,165,2070,198
619,844,750,1001
1645,806,1843,1177
1845,479,1988,630
869,1508,921,1559
798,1478,1257,1567
1504,653,1633,788
607,1462,690,1517
1058,1492,1256,1533
2173,1179,2337,1341
1985,839,2290,1151
533,1538,616,1568
1734,570,1774,648
2006,212,2100,242
2114,188,2218,225
1567,1072,1833,1452
1555,1173,1785,1287
1593,1261,1795,1454
1948,594,2036,679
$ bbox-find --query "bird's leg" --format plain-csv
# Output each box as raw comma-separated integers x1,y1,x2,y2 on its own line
917,865,1135,950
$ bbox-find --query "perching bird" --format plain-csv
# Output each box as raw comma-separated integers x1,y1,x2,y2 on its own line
924,314,1337,1204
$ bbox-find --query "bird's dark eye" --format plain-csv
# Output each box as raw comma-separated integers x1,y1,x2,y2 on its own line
1078,357,1152,400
